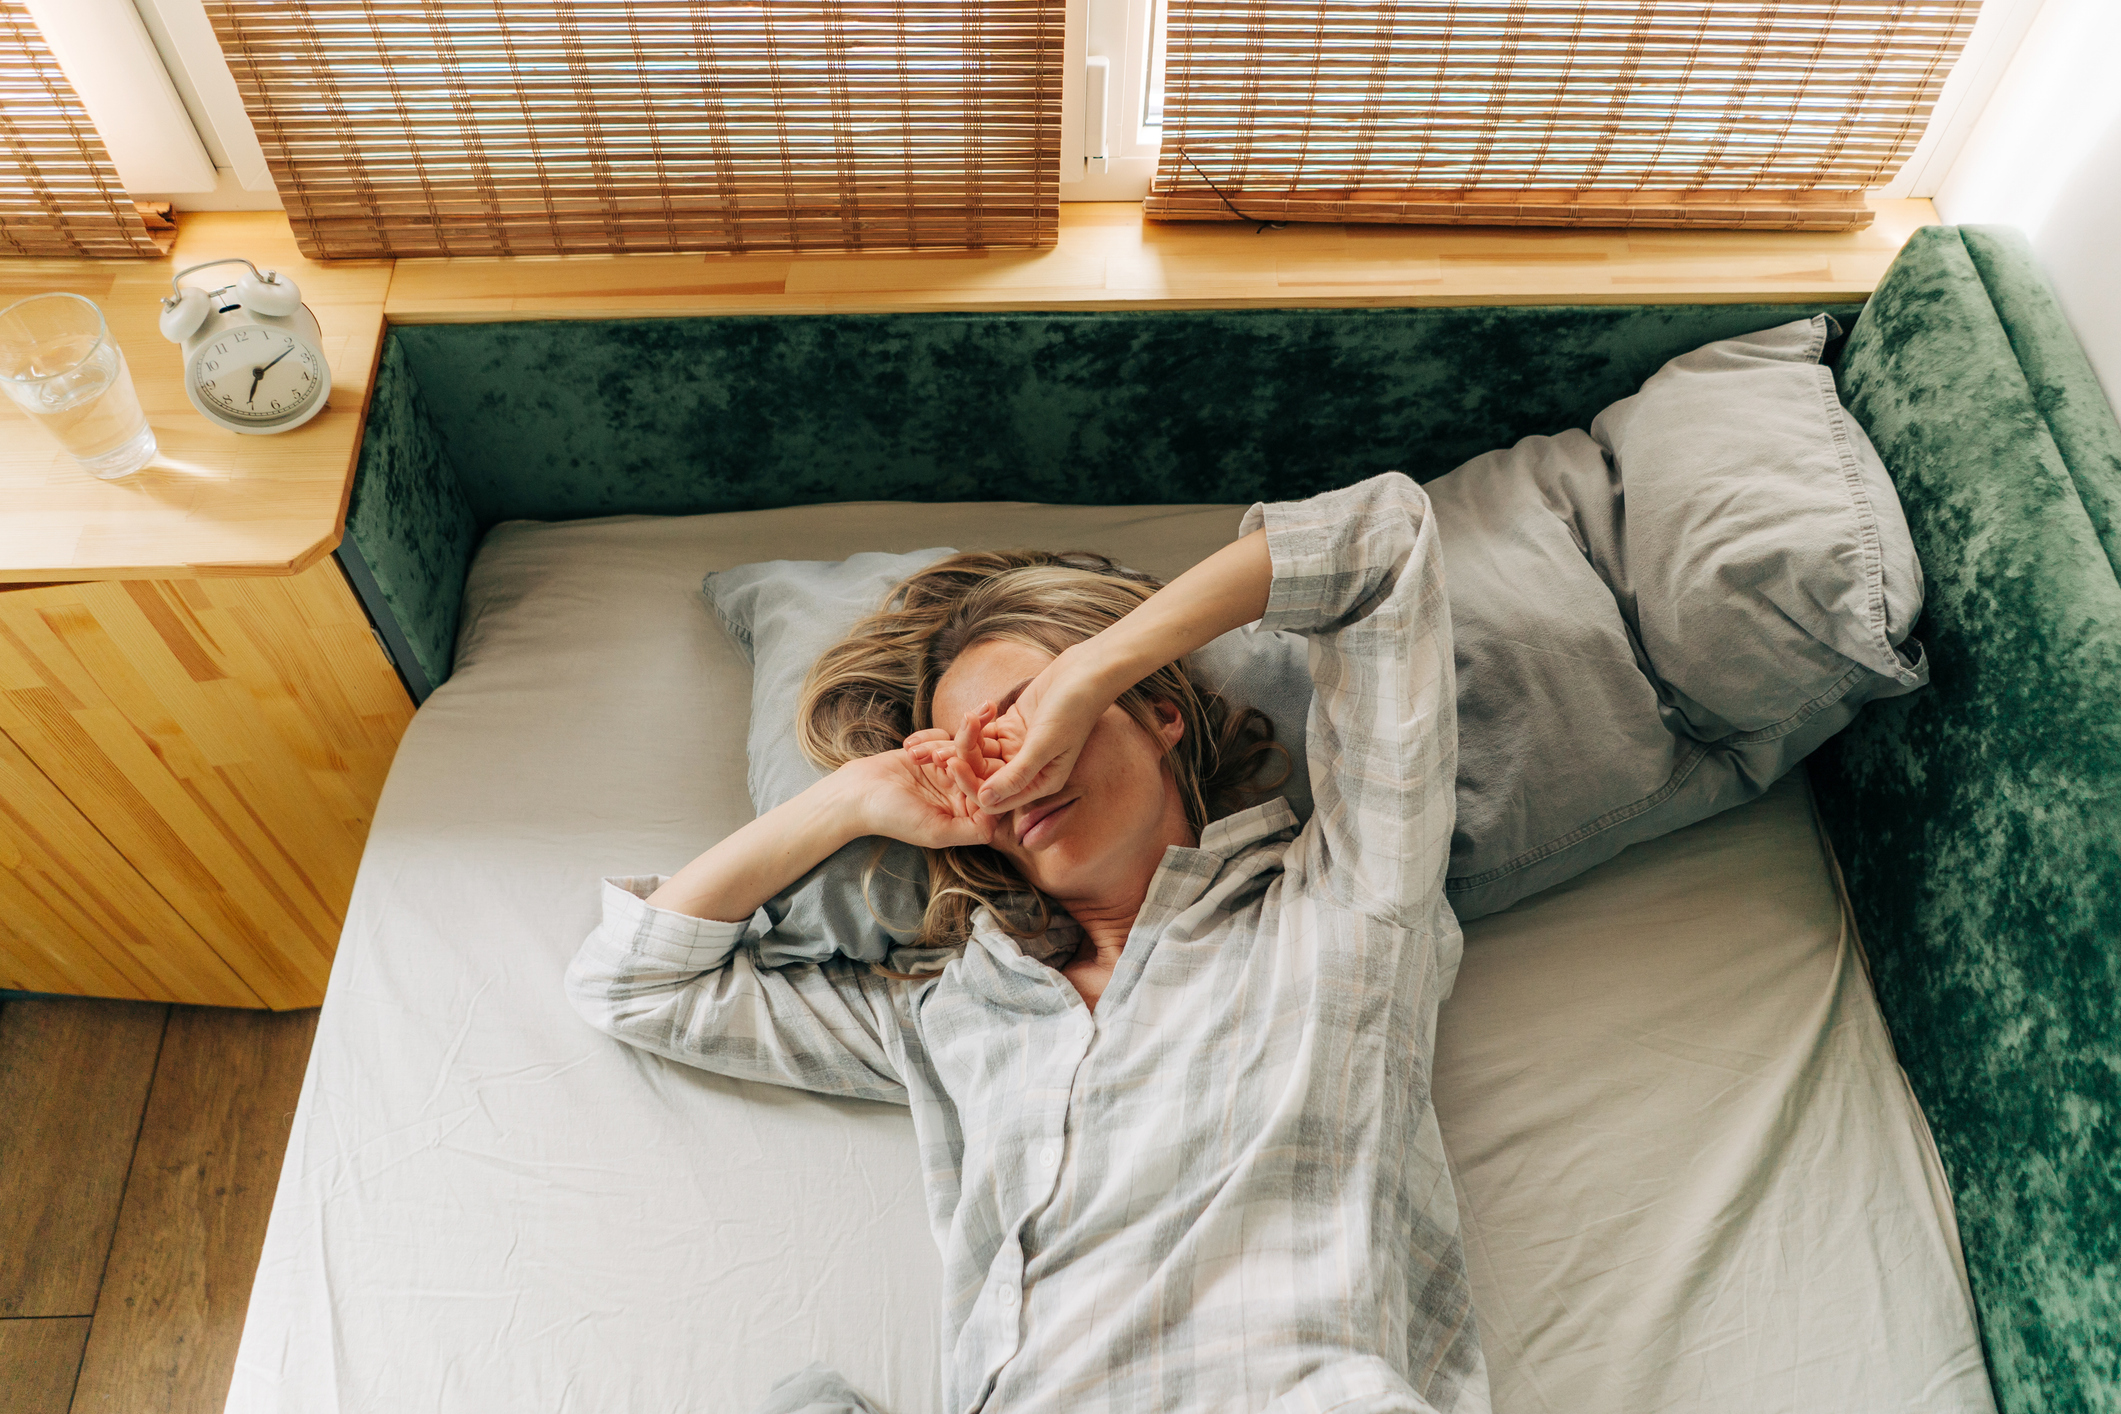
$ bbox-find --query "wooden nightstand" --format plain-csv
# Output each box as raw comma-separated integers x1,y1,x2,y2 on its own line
0,214,408,1009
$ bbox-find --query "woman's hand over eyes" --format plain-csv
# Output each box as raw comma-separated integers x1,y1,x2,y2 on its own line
901,709,1011,811
899,643,1113,822
968,644,1113,815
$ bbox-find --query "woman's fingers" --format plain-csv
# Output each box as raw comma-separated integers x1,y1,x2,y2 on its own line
983,711,1023,755
946,753,985,803
911,733,1001,776
935,811,995,848
960,703,992,766
906,752,996,846
979,734,1066,812
891,701,1042,842
971,664,1091,812
946,704,994,798
912,735,992,810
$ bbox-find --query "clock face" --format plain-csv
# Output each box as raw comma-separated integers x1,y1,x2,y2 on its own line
190,325,327,425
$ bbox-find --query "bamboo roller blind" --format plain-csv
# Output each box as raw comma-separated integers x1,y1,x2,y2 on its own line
1146,0,1980,230
204,0,1060,259
0,0,162,258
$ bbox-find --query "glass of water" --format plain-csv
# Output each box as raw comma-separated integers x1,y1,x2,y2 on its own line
0,292,157,480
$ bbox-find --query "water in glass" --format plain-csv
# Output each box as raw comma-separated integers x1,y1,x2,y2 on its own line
1,294,157,479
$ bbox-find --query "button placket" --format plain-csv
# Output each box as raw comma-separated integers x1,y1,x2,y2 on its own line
1036,1012,1088,1192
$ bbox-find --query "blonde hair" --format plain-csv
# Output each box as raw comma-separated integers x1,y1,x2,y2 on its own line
797,550,1287,956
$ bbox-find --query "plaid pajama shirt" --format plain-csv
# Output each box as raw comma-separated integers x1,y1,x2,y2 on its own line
568,473,1490,1414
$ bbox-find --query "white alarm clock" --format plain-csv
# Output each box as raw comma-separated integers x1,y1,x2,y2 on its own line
158,258,331,435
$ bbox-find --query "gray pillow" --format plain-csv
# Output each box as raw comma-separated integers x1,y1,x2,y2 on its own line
1428,430,1718,913
1431,319,1928,916
704,553,1312,968
1588,312,1927,737
705,550,948,968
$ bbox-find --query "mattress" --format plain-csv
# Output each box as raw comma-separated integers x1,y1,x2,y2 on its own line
229,503,1995,1414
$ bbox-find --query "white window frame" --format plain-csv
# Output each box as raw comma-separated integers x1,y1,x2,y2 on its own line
1058,0,2053,207
21,0,277,207
1060,0,1163,201
1876,0,2051,199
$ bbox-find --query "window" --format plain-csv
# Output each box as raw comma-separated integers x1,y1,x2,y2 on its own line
1062,0,1163,200
0,0,2071,241
0,0,162,256
1138,0,1984,230
204,0,1061,258
1143,0,1169,130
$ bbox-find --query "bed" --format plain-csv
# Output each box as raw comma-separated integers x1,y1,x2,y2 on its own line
230,225,2121,1413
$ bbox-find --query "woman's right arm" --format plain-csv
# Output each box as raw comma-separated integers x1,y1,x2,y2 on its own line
973,474,1456,933
565,750,993,1105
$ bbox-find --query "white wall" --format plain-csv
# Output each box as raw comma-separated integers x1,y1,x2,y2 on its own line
1933,0,2121,412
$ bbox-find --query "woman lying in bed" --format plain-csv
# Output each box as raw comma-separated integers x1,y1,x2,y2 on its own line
566,474,1488,1414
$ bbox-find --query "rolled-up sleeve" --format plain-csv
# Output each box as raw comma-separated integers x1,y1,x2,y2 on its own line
565,875,911,1105
1240,473,1458,930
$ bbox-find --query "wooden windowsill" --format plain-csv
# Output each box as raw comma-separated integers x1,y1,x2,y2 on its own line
1,196,1935,582
386,197,1938,322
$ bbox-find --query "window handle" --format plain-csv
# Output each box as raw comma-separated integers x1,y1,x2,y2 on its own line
1086,56,1111,172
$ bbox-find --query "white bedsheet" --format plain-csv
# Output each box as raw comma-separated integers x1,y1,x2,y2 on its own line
229,503,1995,1414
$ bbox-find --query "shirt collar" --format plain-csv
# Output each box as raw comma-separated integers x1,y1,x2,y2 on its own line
968,794,1300,969
1197,795,1301,858
969,904,1081,969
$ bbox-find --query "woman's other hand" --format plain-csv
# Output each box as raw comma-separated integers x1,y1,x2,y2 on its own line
841,731,998,850
646,743,989,920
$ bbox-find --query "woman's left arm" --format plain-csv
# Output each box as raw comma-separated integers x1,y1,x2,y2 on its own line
1234,473,1456,930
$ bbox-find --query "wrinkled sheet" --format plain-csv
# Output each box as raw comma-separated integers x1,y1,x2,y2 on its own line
228,503,1994,1414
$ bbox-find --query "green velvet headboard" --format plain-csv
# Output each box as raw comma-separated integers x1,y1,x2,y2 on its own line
343,300,1864,696
339,227,2121,1412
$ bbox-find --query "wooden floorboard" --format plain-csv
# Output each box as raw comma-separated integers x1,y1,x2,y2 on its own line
69,1005,317,1414
0,1317,92,1414
0,998,168,1318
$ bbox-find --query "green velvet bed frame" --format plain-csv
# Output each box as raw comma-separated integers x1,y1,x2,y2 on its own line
340,225,2120,1414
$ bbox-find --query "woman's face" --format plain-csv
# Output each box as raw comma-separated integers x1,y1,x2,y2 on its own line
931,637,1193,906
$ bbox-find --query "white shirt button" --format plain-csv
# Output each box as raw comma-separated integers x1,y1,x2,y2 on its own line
996,1282,1019,1309
1037,1145,1059,1170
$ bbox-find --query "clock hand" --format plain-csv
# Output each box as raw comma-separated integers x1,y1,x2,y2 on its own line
245,346,296,406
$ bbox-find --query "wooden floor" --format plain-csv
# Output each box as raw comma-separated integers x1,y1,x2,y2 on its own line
0,995,316,1414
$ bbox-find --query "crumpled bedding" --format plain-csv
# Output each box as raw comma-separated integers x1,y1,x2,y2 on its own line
227,503,1994,1414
